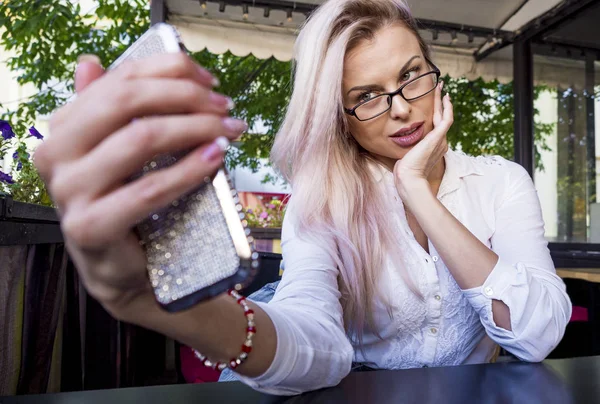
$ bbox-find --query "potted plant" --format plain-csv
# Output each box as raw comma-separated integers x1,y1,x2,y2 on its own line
243,198,285,253
0,120,53,207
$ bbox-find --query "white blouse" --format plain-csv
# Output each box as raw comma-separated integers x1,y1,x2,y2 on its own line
236,150,572,395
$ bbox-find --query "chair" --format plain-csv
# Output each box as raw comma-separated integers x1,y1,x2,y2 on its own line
547,278,600,358
242,252,283,295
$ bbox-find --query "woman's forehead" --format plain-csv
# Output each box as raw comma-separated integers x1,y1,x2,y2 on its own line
343,24,422,85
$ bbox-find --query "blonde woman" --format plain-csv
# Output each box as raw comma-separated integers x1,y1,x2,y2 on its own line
36,0,571,396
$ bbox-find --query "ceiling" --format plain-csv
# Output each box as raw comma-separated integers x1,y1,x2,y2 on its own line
405,0,526,29
543,0,600,51
166,0,562,31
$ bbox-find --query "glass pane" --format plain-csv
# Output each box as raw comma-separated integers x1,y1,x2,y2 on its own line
355,96,390,120
403,73,437,99
533,55,598,243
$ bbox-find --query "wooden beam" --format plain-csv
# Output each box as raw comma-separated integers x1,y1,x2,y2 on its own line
150,0,167,25
557,268,600,283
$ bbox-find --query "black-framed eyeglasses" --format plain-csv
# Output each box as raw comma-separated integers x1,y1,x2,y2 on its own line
344,61,441,122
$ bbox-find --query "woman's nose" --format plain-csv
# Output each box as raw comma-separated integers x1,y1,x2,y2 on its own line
388,94,411,120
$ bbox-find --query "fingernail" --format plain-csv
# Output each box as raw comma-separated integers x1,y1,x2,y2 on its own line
439,80,444,90
226,98,235,110
197,66,220,87
223,117,248,134
202,137,229,162
215,136,230,151
208,92,234,109
77,54,101,65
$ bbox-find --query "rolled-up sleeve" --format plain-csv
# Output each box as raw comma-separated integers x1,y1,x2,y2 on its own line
463,162,572,362
235,199,354,395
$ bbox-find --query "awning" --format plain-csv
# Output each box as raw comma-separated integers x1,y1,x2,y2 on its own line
163,0,597,88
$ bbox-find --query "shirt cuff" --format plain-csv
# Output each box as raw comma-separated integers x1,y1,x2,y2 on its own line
462,258,528,336
233,301,299,395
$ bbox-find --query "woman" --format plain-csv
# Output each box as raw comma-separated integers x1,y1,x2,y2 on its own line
35,0,571,396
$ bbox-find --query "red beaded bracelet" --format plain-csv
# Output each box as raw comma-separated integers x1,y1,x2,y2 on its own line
193,289,256,371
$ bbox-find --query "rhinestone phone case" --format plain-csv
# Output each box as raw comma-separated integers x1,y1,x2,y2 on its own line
108,23,258,312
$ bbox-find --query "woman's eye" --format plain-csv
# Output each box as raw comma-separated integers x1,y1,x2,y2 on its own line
359,92,374,102
401,70,415,82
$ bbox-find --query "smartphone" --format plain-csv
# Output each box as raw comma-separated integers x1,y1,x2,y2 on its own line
108,23,259,312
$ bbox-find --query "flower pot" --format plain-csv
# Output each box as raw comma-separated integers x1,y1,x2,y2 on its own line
249,227,282,253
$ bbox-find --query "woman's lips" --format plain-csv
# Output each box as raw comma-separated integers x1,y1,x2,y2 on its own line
389,123,425,148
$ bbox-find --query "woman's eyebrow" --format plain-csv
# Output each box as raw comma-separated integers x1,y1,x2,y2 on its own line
346,55,421,96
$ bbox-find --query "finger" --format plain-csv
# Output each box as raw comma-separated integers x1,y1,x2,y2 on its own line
61,139,229,248
55,114,247,201
441,93,454,130
75,55,105,93
110,52,219,89
428,94,453,144
47,78,233,161
48,56,105,132
433,80,444,128
55,53,216,130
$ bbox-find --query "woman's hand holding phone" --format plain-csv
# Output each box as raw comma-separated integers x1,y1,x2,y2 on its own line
35,53,247,317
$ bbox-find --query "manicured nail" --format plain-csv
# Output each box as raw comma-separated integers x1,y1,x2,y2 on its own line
77,54,101,65
223,117,248,134
226,98,235,110
439,80,444,90
197,66,220,87
215,136,230,151
202,136,229,162
208,92,233,109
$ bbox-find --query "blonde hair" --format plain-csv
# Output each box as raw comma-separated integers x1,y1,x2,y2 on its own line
271,0,428,344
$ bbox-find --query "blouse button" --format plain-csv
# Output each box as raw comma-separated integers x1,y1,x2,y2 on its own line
434,294,441,301
430,327,438,335
484,286,494,296
432,256,439,262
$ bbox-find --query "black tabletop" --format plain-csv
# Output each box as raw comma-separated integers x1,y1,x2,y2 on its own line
2,356,599,404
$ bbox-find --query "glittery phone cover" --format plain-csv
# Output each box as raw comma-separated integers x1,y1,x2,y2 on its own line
109,24,258,311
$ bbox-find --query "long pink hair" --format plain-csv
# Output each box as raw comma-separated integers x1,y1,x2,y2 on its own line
271,0,429,343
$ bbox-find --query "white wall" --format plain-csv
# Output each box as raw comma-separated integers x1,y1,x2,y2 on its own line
533,89,558,239
229,158,290,193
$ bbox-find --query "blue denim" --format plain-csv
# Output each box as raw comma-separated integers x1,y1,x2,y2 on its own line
218,280,281,382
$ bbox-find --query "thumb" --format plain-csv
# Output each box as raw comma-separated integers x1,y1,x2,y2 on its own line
75,54,105,93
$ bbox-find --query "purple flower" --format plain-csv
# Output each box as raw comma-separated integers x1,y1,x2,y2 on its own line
267,204,276,209
259,211,269,219
12,151,29,160
247,209,253,214
28,126,43,139
0,170,14,184
13,151,29,171
0,120,15,140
